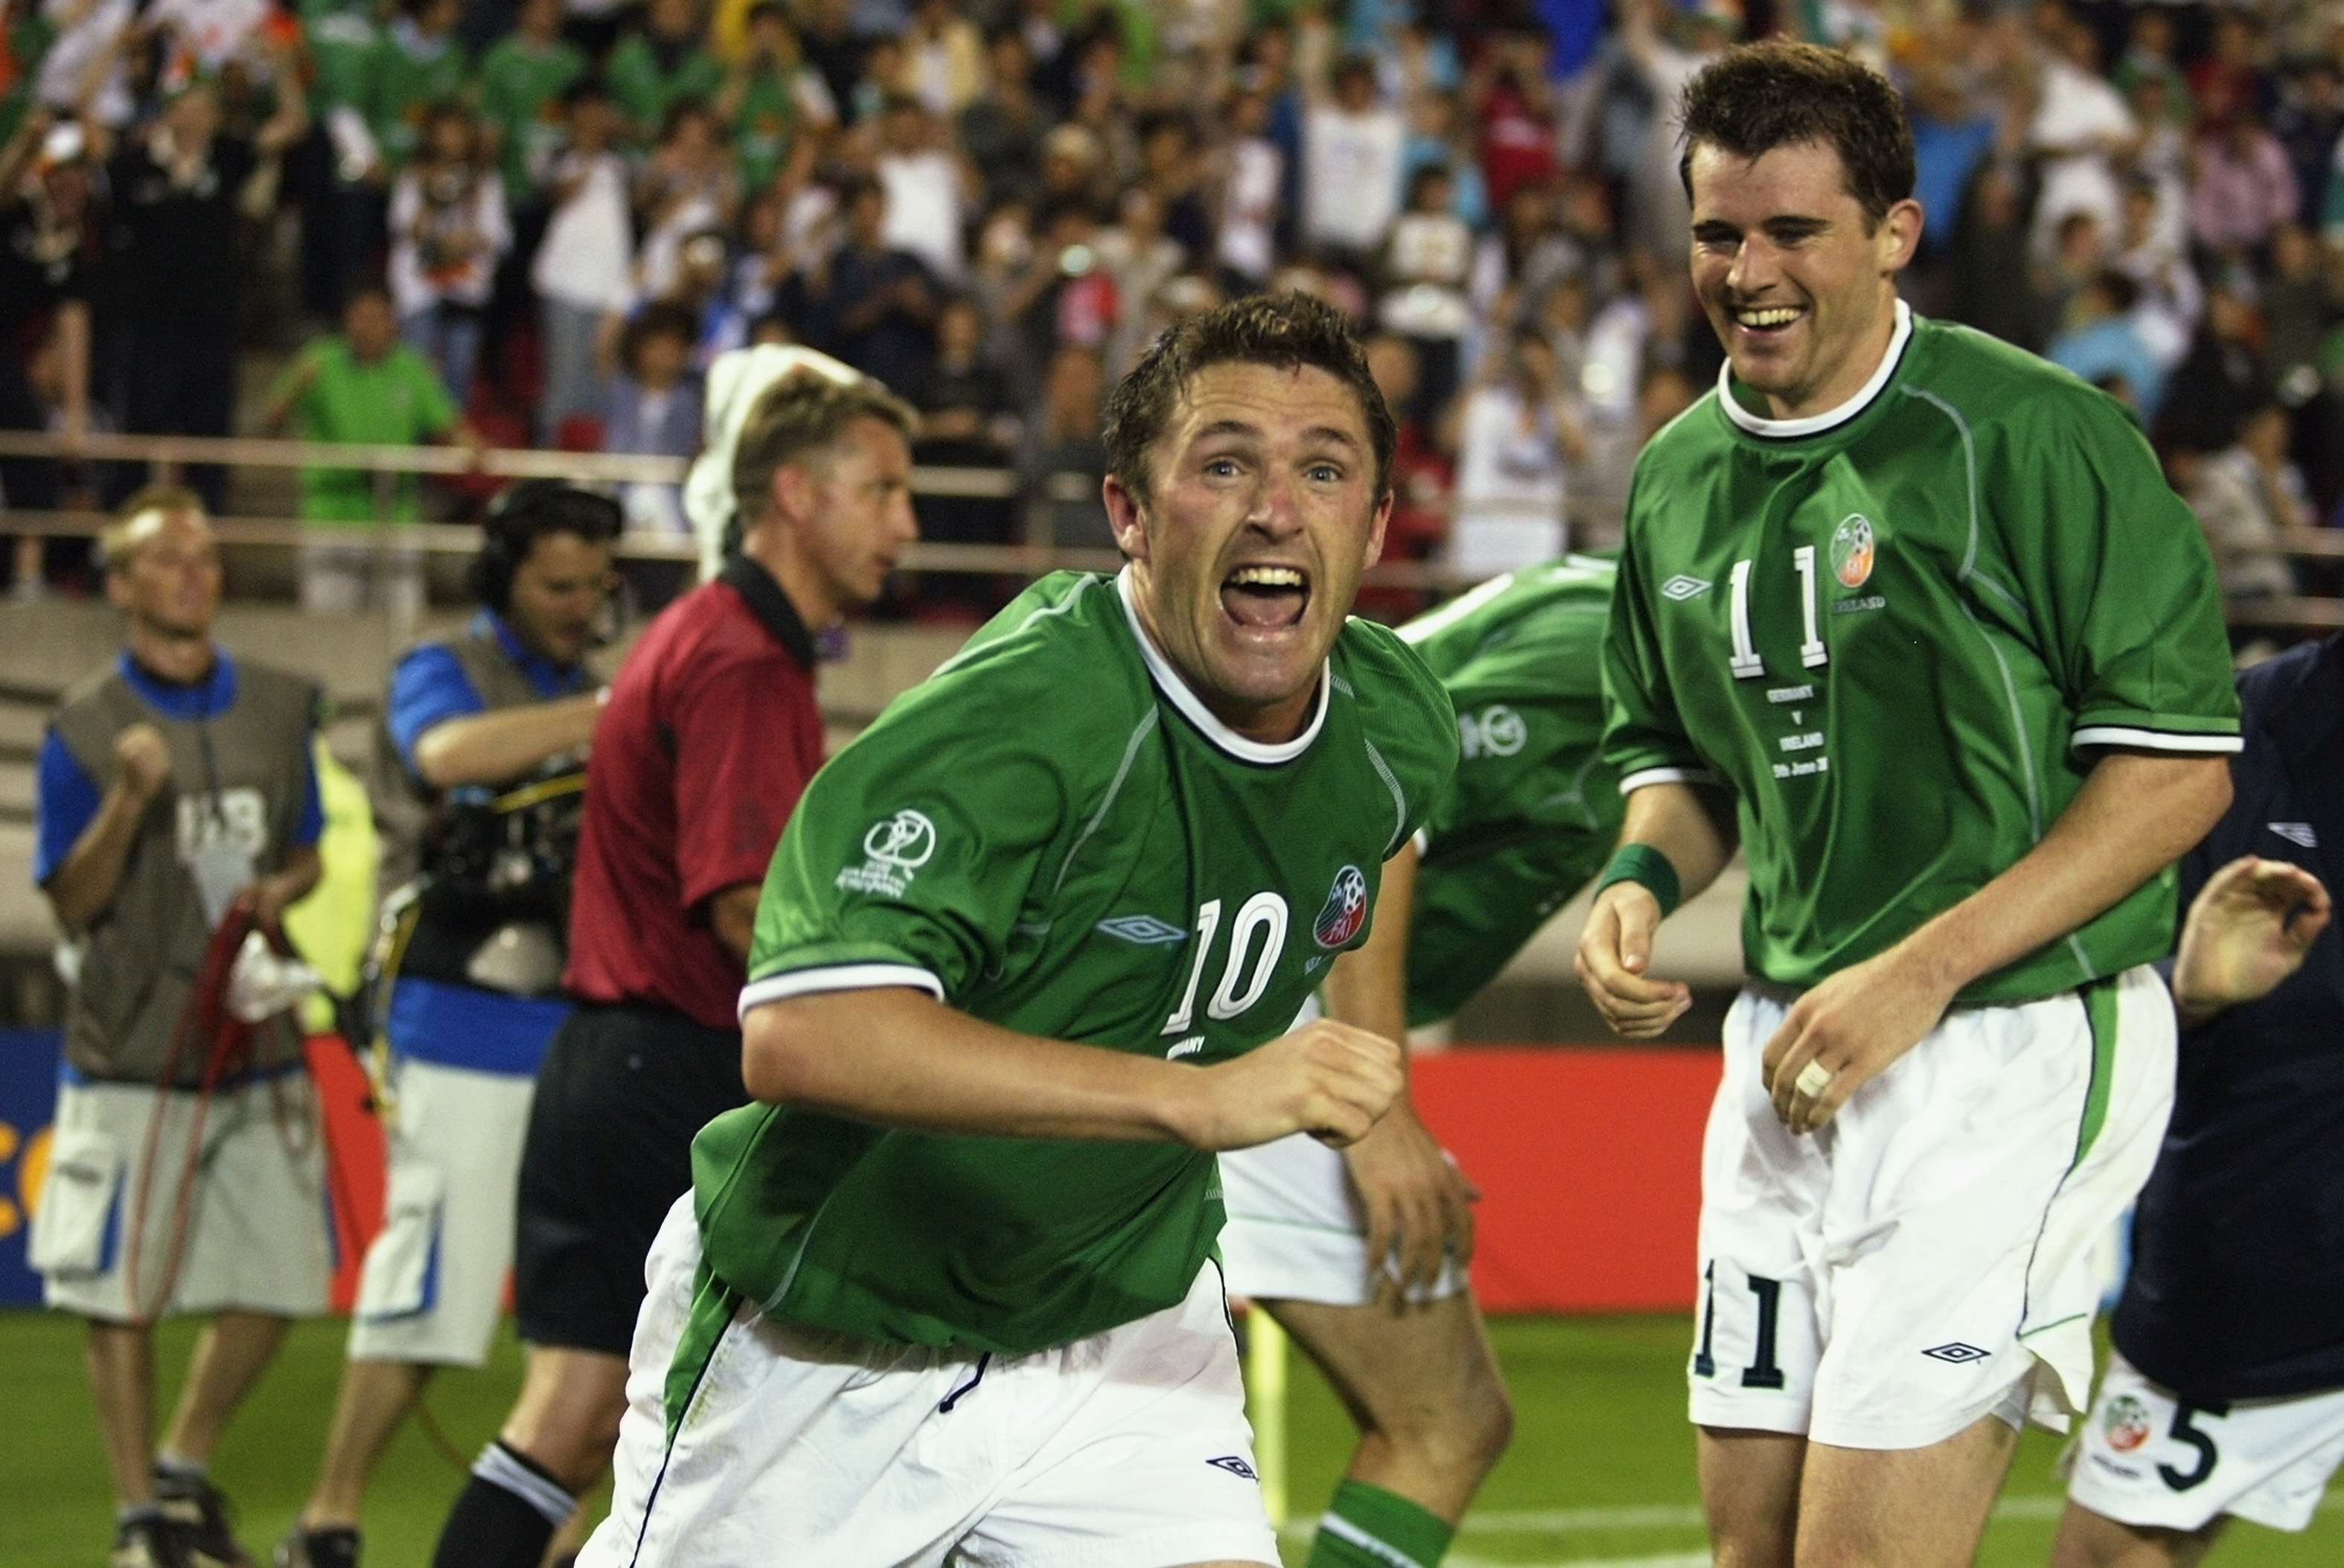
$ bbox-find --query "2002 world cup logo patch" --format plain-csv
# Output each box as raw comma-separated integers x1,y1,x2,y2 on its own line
1313,864,1369,949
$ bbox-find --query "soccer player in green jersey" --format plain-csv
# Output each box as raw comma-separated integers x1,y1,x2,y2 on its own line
575,293,1460,1568
1219,554,1623,1568
1577,43,2240,1566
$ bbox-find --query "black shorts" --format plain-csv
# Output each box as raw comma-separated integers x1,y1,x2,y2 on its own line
514,1002,747,1355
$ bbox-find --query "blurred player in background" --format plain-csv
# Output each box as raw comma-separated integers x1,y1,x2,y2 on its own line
1579,42,2238,1565
427,358,917,1568
31,490,328,1568
1219,554,1624,1568
275,484,619,1568
577,292,1454,1568
2055,633,2344,1565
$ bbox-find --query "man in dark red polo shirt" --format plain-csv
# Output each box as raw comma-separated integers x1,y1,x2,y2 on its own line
429,368,921,1568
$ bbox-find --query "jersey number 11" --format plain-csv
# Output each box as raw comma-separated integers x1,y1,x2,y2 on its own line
1728,549,1830,681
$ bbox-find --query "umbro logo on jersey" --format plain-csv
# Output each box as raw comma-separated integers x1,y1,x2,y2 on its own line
1921,1342,1989,1365
1098,914,1189,944
1313,865,1370,949
2269,822,2319,848
1206,1456,1259,1479
1661,575,1713,601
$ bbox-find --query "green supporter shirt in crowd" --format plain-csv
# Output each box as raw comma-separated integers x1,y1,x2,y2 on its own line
271,338,460,522
303,7,379,115
477,33,584,202
1603,303,2241,1006
2,15,55,143
369,27,470,169
605,33,723,139
730,68,797,193
680,567,1457,1387
1396,554,1624,1026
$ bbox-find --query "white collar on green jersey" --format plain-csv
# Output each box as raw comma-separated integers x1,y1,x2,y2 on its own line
1116,566,1331,764
1717,298,1914,441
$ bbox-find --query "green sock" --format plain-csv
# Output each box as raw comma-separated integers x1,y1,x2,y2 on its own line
1304,1479,1456,1568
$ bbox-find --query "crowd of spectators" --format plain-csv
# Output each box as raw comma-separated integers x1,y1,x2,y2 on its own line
2,0,2343,621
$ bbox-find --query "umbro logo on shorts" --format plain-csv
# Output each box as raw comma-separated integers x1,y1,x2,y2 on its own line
1921,1342,1989,1364
2268,822,2319,848
1661,575,1714,601
1097,915,1188,944
1207,1456,1259,1479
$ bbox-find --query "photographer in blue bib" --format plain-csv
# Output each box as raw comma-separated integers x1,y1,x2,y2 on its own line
278,483,619,1568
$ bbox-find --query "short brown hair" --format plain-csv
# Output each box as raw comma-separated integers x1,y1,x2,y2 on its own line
1677,41,1915,228
101,484,207,572
729,373,919,541
1102,292,1394,505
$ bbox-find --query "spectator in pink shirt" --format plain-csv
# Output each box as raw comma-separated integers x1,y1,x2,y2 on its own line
2191,107,2299,257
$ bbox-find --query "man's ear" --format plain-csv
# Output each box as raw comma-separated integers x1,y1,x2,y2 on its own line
1880,196,1924,275
103,568,131,612
770,461,811,529
1360,489,1393,573
1102,472,1149,563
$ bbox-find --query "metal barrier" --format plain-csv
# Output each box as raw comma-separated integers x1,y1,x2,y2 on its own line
5,427,2338,632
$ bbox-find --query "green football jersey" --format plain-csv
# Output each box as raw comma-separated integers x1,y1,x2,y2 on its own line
303,8,379,118
368,30,470,170
604,34,724,138
476,34,584,200
1603,305,2240,1005
729,69,797,193
1399,555,1623,1025
694,569,1457,1356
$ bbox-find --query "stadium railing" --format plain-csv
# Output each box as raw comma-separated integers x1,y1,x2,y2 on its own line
6,429,2325,632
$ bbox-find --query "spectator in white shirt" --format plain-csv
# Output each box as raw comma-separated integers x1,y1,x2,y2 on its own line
1301,52,1404,269
389,102,511,407
531,81,634,444
874,92,971,282
1448,327,1585,575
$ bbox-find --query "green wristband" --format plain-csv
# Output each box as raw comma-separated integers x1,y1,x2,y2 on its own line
1594,843,1682,918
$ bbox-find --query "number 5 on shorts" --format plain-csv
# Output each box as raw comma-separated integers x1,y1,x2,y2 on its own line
2159,1402,2229,1492
1692,1261,1788,1390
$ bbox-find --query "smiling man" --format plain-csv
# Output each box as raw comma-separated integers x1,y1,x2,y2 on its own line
573,292,1457,1568
1574,42,2242,1566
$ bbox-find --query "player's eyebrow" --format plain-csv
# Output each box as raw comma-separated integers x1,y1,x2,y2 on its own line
1693,214,1833,243
1196,418,1363,452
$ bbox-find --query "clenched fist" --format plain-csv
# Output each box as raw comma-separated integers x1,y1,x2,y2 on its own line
112,723,173,804
1175,1020,1406,1153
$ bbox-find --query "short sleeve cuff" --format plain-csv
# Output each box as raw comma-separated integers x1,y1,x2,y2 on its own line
738,961,946,1020
2069,717,2242,755
1619,765,1722,794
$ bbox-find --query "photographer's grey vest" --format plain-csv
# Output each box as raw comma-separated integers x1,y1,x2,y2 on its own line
368,624,584,997
51,661,317,1086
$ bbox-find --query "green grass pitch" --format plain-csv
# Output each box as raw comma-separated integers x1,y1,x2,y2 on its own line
1,1309,2336,1567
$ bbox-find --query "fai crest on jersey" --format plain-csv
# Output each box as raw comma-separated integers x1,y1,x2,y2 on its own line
835,809,937,897
1313,864,1370,949
1830,514,1876,589
1661,575,1712,601
2103,1395,2154,1453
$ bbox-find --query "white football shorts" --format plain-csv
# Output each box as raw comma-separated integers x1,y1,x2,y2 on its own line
33,1074,331,1324
1690,964,2175,1450
2066,1352,2344,1534
1217,994,1469,1307
346,1056,536,1367
578,1197,1280,1568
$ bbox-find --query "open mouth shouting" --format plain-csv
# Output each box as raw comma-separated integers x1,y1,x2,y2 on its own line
1221,562,1311,633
